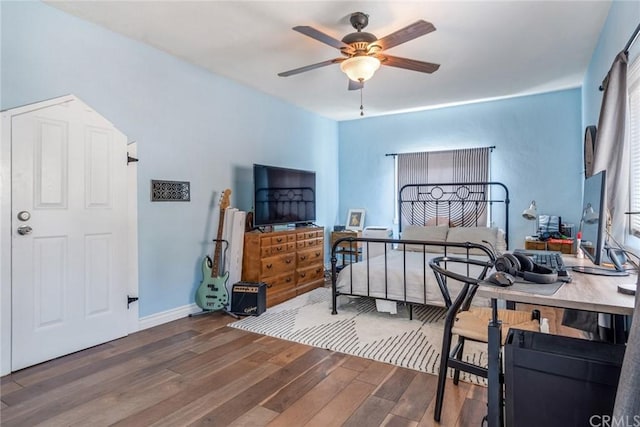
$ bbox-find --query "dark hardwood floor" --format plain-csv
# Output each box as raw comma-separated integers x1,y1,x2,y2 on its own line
0,311,490,427
1,282,587,427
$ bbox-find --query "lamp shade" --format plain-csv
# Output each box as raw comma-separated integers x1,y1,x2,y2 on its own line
522,200,537,220
340,56,381,82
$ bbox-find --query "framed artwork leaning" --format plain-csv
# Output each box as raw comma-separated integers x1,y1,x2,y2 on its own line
346,208,365,231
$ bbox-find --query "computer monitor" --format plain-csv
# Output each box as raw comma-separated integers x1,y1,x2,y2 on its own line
574,170,629,276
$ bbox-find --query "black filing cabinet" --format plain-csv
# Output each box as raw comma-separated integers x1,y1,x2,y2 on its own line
504,329,625,427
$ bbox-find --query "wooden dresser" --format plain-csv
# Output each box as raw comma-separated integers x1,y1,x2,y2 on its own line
242,226,325,307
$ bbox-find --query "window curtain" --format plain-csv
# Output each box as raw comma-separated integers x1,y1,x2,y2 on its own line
592,51,630,243
565,54,628,334
397,147,490,228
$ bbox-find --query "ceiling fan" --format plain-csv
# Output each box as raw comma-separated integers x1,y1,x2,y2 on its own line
278,12,440,90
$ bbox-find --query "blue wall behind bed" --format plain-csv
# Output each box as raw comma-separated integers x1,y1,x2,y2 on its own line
337,88,583,248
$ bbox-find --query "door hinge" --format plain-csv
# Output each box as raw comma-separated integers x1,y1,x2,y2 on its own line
127,295,139,308
127,153,139,164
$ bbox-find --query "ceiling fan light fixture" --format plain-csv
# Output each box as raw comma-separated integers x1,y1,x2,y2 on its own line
340,56,381,82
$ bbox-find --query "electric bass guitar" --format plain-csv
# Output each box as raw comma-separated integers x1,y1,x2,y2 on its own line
195,189,231,311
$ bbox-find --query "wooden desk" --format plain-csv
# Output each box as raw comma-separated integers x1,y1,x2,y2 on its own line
477,255,636,427
478,256,635,315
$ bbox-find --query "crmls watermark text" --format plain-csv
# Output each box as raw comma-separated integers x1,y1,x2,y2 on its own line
590,415,640,427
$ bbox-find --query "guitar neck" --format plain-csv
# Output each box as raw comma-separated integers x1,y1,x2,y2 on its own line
211,208,225,277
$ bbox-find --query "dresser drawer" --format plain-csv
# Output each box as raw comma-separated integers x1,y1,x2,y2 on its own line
297,264,325,285
306,238,322,248
297,247,324,268
265,271,296,291
271,235,289,245
297,231,317,241
260,235,272,247
261,242,295,257
297,234,323,248
261,253,296,277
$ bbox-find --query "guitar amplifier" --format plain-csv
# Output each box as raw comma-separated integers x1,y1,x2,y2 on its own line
231,282,266,316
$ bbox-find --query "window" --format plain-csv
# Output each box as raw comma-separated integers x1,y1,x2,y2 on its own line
396,147,491,228
629,55,640,238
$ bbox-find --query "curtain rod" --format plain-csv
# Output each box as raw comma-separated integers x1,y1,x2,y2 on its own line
599,22,640,91
385,145,496,157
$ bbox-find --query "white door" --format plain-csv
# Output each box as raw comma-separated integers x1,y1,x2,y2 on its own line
11,99,129,371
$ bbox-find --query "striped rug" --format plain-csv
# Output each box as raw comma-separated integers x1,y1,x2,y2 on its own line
229,287,487,384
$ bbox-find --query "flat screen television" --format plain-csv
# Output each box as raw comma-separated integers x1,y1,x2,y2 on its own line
253,164,316,227
574,170,628,276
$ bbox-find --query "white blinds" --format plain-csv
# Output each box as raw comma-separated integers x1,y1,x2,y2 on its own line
629,56,640,237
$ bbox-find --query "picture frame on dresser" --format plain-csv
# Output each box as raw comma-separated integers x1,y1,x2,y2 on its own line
346,208,365,231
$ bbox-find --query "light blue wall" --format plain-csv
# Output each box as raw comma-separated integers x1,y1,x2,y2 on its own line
1,2,339,317
338,89,584,248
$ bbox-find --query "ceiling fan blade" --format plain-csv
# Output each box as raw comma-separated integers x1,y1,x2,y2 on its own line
293,26,351,50
278,58,344,77
348,79,364,91
373,20,436,51
378,54,440,74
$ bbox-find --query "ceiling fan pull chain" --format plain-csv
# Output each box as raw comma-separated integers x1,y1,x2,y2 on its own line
360,86,364,116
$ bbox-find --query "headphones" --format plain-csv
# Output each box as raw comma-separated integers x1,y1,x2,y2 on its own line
494,252,558,284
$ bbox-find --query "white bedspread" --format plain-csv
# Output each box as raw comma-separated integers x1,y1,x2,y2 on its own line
336,250,488,308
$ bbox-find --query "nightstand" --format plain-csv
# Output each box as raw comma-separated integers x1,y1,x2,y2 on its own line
330,230,362,268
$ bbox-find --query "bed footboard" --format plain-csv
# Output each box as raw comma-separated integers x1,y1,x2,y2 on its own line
330,237,495,316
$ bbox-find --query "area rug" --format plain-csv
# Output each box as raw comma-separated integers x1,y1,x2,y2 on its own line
229,287,487,384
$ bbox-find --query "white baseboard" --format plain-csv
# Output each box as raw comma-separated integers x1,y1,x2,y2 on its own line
138,303,202,331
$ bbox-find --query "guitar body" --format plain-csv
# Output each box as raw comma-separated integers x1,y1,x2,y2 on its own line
195,255,230,311
194,188,232,313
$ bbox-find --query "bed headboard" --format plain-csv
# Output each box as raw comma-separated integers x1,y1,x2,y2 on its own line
398,181,510,245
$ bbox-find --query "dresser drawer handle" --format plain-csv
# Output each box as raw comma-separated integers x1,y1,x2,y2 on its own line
276,246,283,252
300,255,307,261
266,264,273,269
286,277,292,283
316,268,323,273
300,273,306,278
285,259,292,264
315,251,321,257
276,237,283,243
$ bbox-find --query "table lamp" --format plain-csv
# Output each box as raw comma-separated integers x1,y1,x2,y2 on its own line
522,200,538,236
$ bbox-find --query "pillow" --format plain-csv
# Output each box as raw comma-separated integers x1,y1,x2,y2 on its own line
400,225,449,252
445,226,499,255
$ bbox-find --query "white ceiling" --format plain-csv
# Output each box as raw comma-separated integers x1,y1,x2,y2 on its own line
46,1,611,121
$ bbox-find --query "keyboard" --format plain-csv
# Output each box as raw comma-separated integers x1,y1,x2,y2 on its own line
513,249,570,277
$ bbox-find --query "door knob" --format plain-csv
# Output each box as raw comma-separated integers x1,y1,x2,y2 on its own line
17,225,32,235
17,211,31,221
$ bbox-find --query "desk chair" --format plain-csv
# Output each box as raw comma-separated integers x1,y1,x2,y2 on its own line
429,256,540,422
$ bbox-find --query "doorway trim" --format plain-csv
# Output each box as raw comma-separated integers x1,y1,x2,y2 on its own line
1,95,139,375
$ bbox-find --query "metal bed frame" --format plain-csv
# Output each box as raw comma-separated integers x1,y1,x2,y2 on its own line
330,181,510,316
